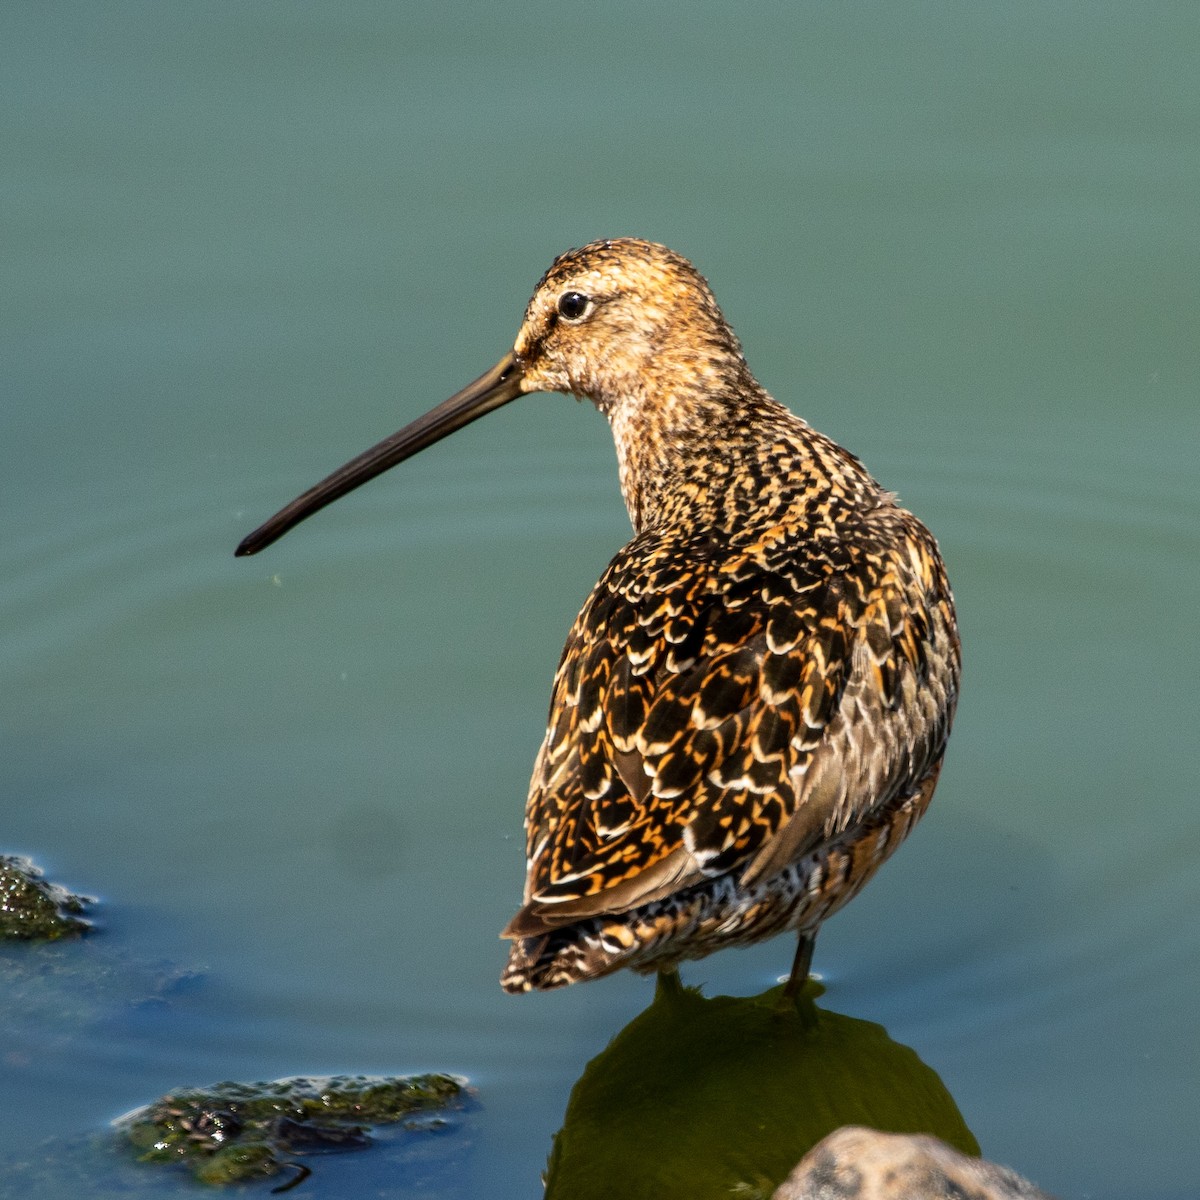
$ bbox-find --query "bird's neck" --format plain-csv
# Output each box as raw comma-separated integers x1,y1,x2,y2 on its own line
603,373,827,535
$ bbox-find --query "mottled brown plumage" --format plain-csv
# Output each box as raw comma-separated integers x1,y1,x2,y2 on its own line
237,238,960,995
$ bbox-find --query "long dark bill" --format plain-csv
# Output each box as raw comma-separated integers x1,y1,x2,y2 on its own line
236,352,524,557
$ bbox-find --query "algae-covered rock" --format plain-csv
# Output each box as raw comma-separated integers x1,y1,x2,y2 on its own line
0,855,92,940
544,976,978,1200
117,1073,467,1188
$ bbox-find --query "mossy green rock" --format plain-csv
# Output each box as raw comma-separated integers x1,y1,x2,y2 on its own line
0,855,91,940
545,977,978,1200
118,1073,466,1186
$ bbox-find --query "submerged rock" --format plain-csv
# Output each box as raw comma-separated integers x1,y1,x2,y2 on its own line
544,977,978,1200
117,1073,467,1188
773,1126,1056,1200
0,855,92,940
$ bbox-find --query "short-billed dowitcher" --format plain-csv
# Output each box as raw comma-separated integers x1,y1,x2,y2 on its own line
237,239,960,994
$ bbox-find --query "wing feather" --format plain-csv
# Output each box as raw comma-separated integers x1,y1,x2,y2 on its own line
504,511,958,938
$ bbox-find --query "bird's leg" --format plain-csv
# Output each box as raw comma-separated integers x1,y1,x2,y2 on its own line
655,966,685,1001
781,931,815,1002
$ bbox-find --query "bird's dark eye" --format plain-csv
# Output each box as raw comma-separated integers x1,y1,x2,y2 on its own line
556,291,592,322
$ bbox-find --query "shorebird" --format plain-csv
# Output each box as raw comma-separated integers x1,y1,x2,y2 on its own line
237,239,960,995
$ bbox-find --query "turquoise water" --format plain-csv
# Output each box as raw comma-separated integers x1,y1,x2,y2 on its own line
3,4,1198,1196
